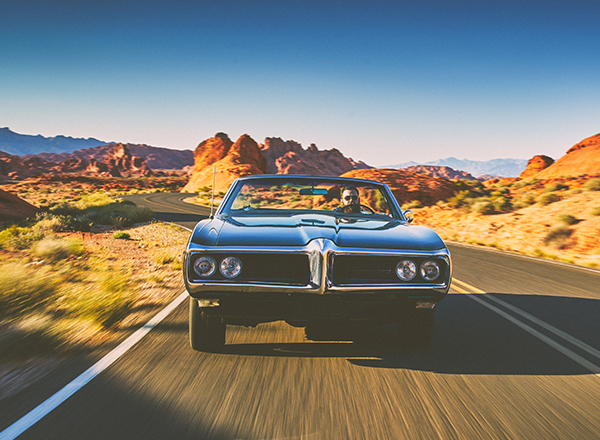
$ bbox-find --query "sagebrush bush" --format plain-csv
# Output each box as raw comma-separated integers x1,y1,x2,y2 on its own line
591,206,600,216
556,213,579,225
153,249,176,265
584,179,600,191
30,237,84,262
544,183,569,193
538,193,561,206
113,231,131,240
0,263,60,319
544,226,573,247
0,226,41,250
473,200,496,215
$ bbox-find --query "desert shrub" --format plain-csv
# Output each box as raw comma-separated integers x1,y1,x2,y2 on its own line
491,187,510,197
30,237,84,262
0,226,41,250
473,200,496,215
543,226,573,247
493,196,512,212
63,273,136,328
31,215,64,235
153,249,175,265
584,179,600,191
591,206,600,216
544,183,569,193
556,213,579,225
538,193,561,206
113,231,131,240
0,263,60,318
75,193,115,209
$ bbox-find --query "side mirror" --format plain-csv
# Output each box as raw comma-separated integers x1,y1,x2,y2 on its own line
403,210,414,223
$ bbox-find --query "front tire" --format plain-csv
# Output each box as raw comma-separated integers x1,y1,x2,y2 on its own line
189,298,226,351
397,308,435,349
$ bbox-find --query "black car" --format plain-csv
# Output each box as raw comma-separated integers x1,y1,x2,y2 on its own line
183,175,452,351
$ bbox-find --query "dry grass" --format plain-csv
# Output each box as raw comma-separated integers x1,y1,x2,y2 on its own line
414,188,600,267
0,221,189,400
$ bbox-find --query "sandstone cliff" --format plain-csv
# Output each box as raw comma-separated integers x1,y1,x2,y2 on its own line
519,155,555,179
182,134,268,193
260,137,370,175
530,133,600,179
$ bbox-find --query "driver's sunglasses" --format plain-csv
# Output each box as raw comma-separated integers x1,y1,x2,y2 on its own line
344,195,358,201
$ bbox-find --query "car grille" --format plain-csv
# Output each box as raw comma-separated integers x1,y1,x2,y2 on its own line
332,255,447,285
190,253,311,285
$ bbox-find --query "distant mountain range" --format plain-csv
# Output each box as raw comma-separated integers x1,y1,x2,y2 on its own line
2,127,528,178
385,157,528,178
0,127,109,155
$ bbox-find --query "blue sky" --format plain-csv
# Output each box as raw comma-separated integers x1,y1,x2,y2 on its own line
1,0,599,165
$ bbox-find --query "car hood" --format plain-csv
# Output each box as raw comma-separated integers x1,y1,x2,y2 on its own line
192,213,445,251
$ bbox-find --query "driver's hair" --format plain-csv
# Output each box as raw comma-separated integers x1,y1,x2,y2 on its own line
341,185,359,196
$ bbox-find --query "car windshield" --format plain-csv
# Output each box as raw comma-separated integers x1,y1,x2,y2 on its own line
225,178,396,217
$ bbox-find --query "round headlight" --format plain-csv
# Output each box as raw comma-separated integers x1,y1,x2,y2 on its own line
193,256,216,277
396,260,417,281
220,256,242,279
420,261,440,281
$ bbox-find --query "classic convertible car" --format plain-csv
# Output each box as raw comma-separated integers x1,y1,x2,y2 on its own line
183,175,452,351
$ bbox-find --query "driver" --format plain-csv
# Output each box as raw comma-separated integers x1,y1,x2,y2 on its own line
335,185,361,213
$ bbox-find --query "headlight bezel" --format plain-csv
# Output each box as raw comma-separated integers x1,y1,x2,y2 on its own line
193,255,217,278
219,256,243,279
420,260,441,281
396,259,417,281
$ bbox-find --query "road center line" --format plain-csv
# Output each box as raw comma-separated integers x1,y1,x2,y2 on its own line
452,278,600,375
0,291,189,440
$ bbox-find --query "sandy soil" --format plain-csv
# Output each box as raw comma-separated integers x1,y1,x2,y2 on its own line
413,190,600,267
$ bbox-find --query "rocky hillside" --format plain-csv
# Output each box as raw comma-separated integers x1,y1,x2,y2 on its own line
404,165,477,181
182,133,372,193
519,155,555,179
527,133,600,179
22,143,193,170
0,189,41,221
341,168,462,206
1,144,153,180
260,137,370,175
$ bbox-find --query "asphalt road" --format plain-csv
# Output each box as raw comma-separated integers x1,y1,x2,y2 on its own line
2,192,600,439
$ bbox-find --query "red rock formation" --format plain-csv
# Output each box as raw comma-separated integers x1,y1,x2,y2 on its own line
342,168,461,206
1,143,152,179
532,133,600,179
0,151,59,180
99,143,153,177
0,188,41,221
260,138,370,176
519,155,555,179
405,165,477,181
183,134,269,193
25,144,194,170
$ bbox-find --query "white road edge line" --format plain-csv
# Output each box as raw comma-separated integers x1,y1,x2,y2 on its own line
0,292,189,440
452,279,600,375
453,278,600,361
